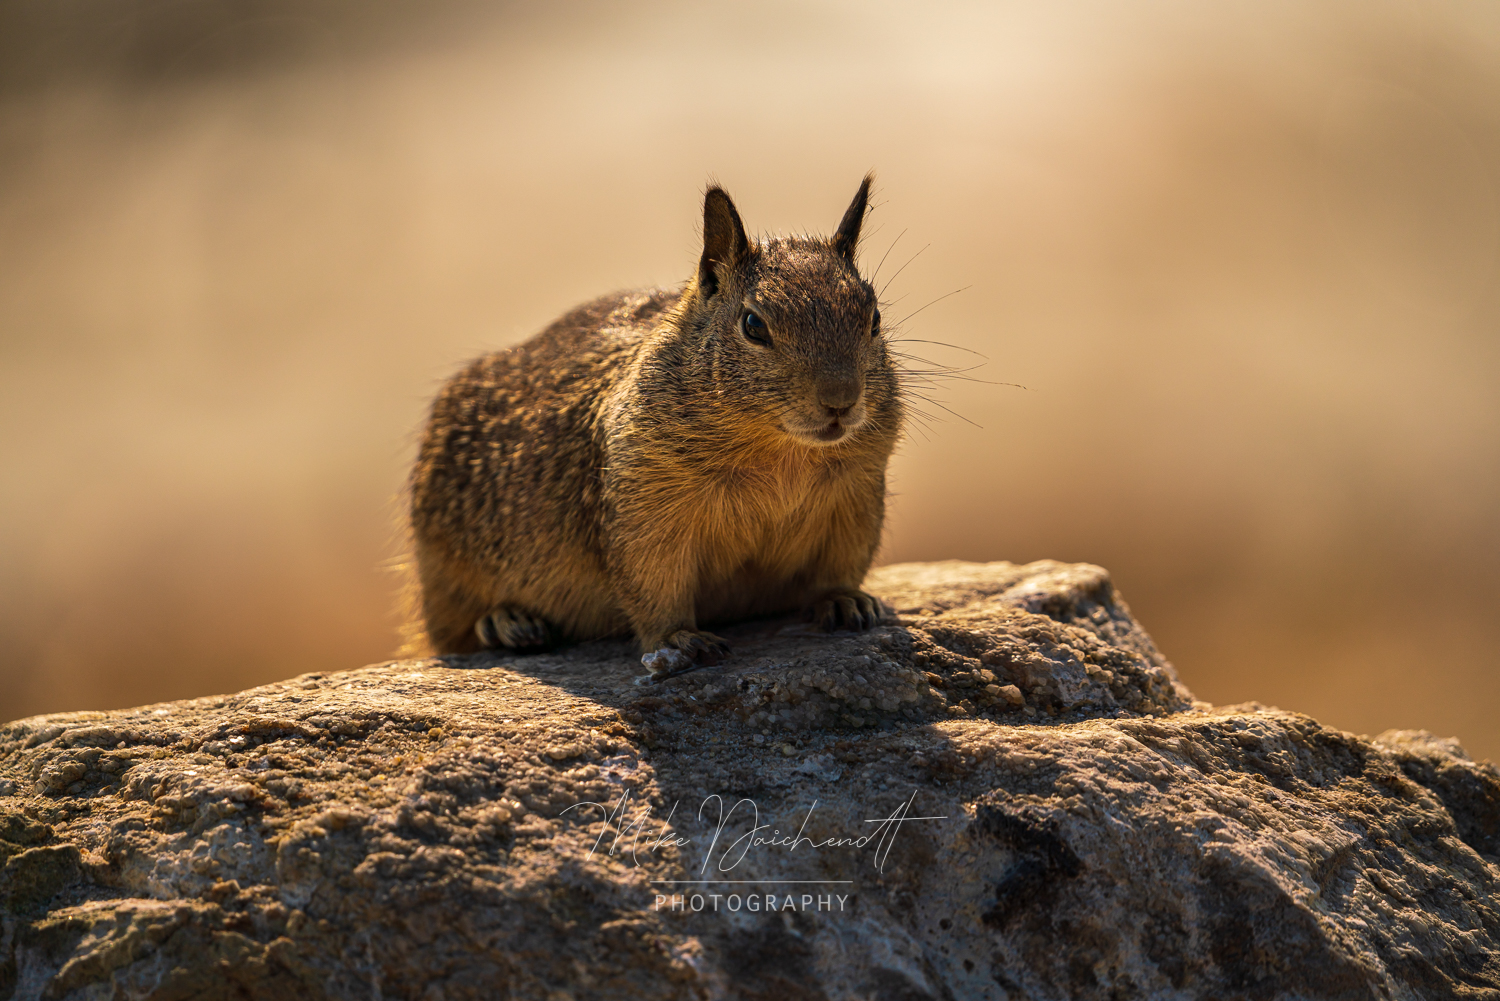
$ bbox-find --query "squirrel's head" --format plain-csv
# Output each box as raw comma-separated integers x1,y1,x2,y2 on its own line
683,176,899,450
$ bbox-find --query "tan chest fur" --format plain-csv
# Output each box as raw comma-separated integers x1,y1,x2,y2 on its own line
683,450,857,616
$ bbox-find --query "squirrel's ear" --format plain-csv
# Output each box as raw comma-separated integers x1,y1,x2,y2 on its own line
833,173,873,262
698,187,749,298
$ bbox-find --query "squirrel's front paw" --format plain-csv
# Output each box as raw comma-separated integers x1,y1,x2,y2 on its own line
810,588,884,632
640,628,730,679
475,606,555,652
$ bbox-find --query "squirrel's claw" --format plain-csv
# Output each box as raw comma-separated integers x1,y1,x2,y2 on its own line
812,589,883,632
665,628,731,665
475,607,555,652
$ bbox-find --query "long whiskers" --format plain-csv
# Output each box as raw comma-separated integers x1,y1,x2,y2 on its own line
869,228,907,285
891,351,987,379
880,296,1027,438
893,354,1027,392
897,386,984,429
879,244,930,297
889,338,987,358
894,286,971,328
863,241,1028,438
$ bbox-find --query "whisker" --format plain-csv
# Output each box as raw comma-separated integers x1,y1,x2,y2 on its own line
888,338,989,360
870,228,907,284
900,392,984,429
894,286,971,328
892,354,1000,386
880,244,930,297
901,373,987,385
895,406,940,435
891,352,986,373
898,368,1017,389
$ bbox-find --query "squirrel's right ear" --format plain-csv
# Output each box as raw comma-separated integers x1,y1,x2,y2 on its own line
698,187,749,298
832,173,873,263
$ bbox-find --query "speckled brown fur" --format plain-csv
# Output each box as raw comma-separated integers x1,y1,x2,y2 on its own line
406,177,902,666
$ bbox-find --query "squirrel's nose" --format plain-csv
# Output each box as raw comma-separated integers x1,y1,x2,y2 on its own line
817,377,863,418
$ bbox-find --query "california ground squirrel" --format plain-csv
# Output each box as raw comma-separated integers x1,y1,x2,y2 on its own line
407,177,902,677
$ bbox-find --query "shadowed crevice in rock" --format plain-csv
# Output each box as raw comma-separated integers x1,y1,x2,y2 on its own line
972,800,1083,930
1,560,1497,999
1375,729,1500,864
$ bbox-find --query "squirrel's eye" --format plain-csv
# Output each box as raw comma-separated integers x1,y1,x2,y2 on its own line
871,308,881,338
741,310,772,346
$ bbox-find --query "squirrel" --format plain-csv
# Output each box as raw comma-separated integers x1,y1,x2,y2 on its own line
406,176,903,678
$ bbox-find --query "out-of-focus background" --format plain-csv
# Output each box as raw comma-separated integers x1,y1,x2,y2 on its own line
2,1,1497,758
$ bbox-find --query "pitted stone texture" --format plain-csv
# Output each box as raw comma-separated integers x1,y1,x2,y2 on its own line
1,560,1496,1000
869,560,1191,718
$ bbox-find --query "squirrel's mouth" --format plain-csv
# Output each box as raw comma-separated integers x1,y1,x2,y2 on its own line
812,422,848,444
783,409,864,447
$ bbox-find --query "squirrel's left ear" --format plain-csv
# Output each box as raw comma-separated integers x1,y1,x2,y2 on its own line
699,186,750,299
833,173,873,262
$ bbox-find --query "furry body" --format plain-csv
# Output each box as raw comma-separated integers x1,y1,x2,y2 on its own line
408,180,902,668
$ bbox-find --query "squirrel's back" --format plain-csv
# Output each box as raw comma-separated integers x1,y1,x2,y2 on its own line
408,287,676,651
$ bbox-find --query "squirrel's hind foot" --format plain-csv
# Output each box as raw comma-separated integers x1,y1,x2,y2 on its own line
810,589,884,632
475,606,556,652
640,628,730,680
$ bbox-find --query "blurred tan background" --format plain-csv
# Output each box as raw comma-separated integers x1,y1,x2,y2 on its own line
2,1,1497,759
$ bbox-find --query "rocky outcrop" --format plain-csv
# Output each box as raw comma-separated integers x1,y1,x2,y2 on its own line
2,560,1497,1000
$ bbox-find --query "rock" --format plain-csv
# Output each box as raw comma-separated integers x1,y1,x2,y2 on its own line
1,559,1497,1000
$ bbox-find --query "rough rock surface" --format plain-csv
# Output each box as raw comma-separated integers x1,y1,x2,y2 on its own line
2,560,1498,1000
